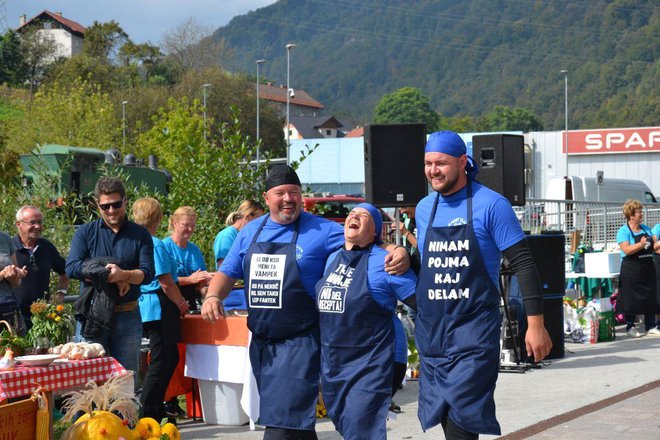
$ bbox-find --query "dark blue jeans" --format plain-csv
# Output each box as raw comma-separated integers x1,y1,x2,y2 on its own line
80,308,143,373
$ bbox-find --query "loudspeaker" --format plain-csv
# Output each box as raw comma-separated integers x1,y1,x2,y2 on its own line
473,134,525,206
507,280,565,361
364,123,428,206
525,234,565,296
538,296,565,360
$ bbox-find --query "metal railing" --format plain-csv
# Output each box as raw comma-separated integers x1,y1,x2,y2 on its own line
514,199,660,251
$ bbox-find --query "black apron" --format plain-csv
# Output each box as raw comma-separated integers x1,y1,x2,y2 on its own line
415,183,502,435
316,245,393,438
617,224,656,314
244,215,320,430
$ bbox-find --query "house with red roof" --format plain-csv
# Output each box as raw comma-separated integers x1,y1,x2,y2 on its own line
16,10,86,60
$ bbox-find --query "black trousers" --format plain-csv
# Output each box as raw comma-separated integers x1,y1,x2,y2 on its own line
140,320,180,419
441,417,478,440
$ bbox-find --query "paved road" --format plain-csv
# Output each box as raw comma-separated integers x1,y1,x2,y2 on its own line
178,325,660,439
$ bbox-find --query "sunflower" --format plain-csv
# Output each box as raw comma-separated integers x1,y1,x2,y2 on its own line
161,422,180,440
134,418,161,439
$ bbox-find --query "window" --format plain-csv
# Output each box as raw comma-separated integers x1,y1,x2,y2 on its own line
326,130,332,136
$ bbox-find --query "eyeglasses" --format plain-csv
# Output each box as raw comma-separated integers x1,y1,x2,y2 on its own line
20,220,43,226
98,200,124,211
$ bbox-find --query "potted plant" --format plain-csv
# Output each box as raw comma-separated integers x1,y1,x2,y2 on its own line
27,300,76,348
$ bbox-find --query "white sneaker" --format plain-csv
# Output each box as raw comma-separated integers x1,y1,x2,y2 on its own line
627,328,644,338
646,328,660,336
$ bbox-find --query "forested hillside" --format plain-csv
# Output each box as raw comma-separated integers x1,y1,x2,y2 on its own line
214,0,658,129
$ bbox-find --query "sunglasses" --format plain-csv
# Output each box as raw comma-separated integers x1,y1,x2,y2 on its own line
98,200,124,211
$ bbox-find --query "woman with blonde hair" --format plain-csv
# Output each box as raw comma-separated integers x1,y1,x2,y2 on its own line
163,206,212,311
616,199,660,337
212,199,264,311
133,197,189,420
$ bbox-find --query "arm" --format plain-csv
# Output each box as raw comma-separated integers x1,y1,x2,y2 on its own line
201,271,237,322
501,239,552,362
1,255,26,288
158,273,189,315
620,238,647,256
65,225,89,280
381,243,411,275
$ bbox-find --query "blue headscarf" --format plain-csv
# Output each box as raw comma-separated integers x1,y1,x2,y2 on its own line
354,203,383,245
425,130,479,179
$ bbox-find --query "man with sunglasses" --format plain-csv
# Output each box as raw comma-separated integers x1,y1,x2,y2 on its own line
66,177,154,374
13,205,69,330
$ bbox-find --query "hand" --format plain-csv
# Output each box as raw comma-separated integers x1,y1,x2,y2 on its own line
525,315,553,362
384,246,411,275
201,296,225,322
105,263,126,283
177,299,190,316
116,280,131,297
190,270,213,285
15,265,27,279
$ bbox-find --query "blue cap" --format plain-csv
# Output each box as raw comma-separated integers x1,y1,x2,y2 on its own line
425,130,479,179
354,203,383,244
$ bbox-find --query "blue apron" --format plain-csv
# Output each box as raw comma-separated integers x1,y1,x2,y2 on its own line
316,245,393,438
244,215,320,430
415,182,502,435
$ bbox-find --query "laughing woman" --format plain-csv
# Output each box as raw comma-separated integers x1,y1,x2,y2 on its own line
315,203,417,439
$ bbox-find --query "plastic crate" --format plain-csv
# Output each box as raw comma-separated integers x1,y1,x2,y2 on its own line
598,311,616,342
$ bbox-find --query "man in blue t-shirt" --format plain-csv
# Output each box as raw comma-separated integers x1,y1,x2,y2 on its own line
201,165,409,440
414,131,552,440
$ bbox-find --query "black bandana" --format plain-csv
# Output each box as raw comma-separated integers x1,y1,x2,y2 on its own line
265,165,301,191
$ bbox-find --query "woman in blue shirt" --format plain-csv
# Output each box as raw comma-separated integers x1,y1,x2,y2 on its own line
133,197,189,420
616,199,660,337
163,206,213,310
213,200,264,311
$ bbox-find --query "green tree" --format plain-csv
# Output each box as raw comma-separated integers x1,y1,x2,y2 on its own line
484,106,544,132
373,87,439,131
0,31,26,86
138,100,271,266
83,20,129,61
7,79,119,152
18,27,58,95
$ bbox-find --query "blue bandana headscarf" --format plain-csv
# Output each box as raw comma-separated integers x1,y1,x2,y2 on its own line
354,203,383,245
425,130,479,179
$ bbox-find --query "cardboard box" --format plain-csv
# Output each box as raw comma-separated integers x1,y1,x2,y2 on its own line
584,252,621,276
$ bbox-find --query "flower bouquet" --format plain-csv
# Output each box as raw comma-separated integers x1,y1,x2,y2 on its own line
27,300,76,347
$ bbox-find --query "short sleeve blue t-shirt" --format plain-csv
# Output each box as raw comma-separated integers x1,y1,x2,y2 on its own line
162,237,207,277
213,226,238,269
651,223,660,241
324,245,417,311
617,223,652,257
139,236,179,322
415,182,526,287
220,212,344,298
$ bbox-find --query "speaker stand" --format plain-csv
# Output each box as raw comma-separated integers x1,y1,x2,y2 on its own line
499,259,539,374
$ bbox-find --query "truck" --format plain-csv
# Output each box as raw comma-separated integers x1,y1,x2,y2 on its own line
20,144,170,196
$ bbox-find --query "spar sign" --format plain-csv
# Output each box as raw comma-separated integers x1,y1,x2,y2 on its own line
565,127,660,155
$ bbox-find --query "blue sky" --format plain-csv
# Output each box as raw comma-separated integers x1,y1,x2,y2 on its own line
5,0,277,44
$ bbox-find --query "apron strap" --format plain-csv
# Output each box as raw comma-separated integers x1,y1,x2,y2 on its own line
252,214,301,244
426,180,474,231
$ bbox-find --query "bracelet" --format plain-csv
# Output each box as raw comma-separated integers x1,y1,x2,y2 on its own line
203,295,221,304
393,245,406,251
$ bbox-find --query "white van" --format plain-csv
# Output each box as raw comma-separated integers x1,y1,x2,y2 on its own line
546,176,657,204
544,176,658,239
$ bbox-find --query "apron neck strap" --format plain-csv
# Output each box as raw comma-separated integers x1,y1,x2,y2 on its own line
427,180,473,233
252,213,301,244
